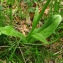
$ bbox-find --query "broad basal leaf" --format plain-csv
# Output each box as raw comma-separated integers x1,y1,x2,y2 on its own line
0,26,27,42
40,15,62,38
32,15,62,44
32,33,48,44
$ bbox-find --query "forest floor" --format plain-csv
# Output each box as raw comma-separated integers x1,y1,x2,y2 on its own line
0,0,63,63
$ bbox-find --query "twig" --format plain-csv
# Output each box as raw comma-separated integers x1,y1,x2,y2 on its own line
19,47,26,63
53,50,63,55
26,56,31,62
0,46,25,48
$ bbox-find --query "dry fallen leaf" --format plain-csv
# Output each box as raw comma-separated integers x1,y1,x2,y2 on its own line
61,2,63,5
26,16,32,25
15,20,29,35
44,6,50,15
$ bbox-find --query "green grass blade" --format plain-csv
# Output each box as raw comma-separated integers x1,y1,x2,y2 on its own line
14,54,24,63
6,45,17,63
0,61,3,63
6,39,21,63
35,48,41,63
33,0,51,29
32,0,51,31
54,0,60,14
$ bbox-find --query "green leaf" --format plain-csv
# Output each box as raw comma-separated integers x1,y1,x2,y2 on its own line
32,33,48,44
38,16,55,32
32,7,39,31
40,15,62,38
27,0,51,41
0,61,3,63
32,0,51,30
0,5,3,11
0,26,27,43
0,32,1,35
27,7,39,40
32,15,62,44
